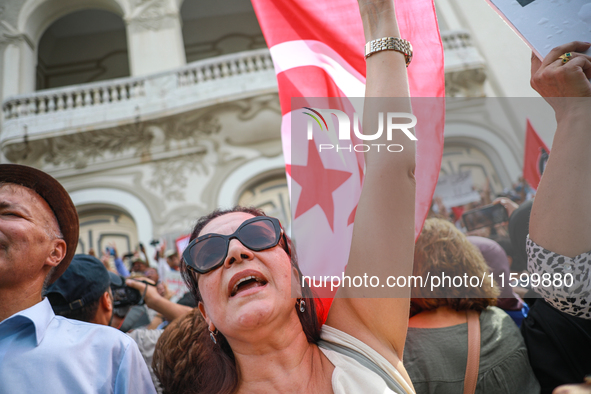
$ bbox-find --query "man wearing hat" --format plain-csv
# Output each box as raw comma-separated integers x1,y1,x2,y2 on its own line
0,164,156,393
162,249,188,302
164,249,180,270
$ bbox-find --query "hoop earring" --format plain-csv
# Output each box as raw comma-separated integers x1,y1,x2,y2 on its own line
298,298,306,313
209,327,218,345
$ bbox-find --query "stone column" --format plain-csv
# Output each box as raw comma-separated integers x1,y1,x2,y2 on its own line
124,0,186,76
0,21,36,100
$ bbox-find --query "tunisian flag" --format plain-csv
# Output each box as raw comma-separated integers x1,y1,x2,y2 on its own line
251,0,445,307
523,119,550,190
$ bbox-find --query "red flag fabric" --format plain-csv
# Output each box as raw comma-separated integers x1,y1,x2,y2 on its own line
523,119,550,190
451,206,465,222
251,0,445,321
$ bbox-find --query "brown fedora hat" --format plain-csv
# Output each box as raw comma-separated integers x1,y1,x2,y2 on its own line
0,164,79,283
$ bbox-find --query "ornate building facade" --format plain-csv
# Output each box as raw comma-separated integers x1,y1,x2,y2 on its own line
0,0,548,256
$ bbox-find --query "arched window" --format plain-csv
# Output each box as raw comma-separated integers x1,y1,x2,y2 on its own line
76,207,139,258
180,0,266,63
36,9,130,90
238,174,291,229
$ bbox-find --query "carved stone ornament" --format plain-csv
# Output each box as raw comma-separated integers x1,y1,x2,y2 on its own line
445,67,487,98
148,151,209,202
43,124,154,169
125,0,178,31
2,97,277,203
231,94,281,121
2,110,222,170
0,20,34,49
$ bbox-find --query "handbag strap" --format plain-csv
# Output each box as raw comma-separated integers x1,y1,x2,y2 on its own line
463,310,481,394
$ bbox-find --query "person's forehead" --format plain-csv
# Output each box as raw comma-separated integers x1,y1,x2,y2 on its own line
0,183,52,214
200,212,255,236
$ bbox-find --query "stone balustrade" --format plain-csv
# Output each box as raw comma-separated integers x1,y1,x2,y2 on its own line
441,30,487,97
1,49,277,150
441,30,474,51
441,30,486,71
3,49,274,121
1,36,486,149
3,78,146,120
177,50,274,88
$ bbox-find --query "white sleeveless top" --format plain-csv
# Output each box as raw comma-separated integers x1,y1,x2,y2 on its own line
319,325,415,394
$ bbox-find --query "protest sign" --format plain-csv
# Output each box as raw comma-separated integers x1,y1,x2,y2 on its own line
434,172,481,208
486,0,591,58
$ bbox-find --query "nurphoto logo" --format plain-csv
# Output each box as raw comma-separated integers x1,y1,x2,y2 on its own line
302,107,417,153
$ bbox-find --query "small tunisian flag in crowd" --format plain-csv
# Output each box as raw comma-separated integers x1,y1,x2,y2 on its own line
523,119,550,190
250,0,445,309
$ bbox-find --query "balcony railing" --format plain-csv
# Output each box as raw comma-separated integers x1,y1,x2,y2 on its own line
3,79,146,120
440,30,486,72
440,30,487,97
2,49,275,122
441,30,473,51
177,50,274,88
1,35,486,141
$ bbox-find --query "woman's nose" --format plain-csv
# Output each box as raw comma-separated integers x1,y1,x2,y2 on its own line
223,238,254,268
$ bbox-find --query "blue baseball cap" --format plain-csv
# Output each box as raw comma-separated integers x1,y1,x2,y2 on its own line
45,254,122,312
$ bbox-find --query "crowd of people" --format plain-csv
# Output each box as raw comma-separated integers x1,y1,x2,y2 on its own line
1,0,590,393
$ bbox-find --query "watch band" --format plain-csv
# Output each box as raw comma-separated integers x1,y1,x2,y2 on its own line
364,37,413,67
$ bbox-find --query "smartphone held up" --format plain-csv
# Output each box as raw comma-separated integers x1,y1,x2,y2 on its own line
462,203,509,232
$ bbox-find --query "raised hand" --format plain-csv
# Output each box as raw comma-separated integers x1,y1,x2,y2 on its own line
530,42,591,115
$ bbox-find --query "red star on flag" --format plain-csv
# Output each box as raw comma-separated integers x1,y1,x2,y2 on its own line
287,140,352,231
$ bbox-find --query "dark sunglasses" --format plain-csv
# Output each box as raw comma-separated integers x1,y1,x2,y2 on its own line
182,216,286,274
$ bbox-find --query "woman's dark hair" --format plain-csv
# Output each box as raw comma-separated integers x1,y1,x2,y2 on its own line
179,206,321,394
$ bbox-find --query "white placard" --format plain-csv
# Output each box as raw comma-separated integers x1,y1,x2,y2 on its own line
434,172,482,208
486,0,591,59
175,234,191,255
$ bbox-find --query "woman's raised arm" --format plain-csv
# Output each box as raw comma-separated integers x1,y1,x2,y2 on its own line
325,0,416,365
529,42,591,257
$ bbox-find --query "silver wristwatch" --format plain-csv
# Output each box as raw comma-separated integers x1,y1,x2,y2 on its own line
364,37,413,67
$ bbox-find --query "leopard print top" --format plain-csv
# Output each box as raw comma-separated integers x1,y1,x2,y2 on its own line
527,237,591,319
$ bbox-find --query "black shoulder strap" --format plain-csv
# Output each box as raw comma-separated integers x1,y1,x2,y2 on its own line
317,339,408,394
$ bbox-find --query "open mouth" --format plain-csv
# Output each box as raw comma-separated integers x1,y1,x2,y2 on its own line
231,275,268,297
